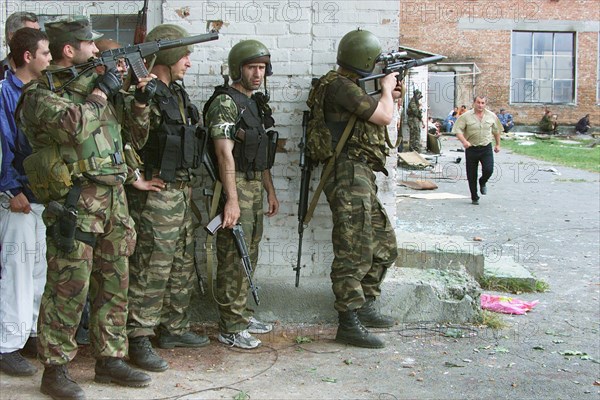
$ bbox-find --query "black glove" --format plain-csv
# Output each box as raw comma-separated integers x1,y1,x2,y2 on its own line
95,67,122,98
134,78,157,105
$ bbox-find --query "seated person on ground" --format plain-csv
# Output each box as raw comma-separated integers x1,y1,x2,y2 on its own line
496,108,514,133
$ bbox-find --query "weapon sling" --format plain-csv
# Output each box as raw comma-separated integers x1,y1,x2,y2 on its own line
303,114,357,225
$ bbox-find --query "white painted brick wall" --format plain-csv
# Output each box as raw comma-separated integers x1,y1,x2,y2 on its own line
1,0,401,278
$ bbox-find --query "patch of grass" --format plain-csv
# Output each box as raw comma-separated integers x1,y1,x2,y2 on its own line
233,391,250,400
475,310,507,329
535,280,550,292
481,276,534,293
481,274,549,294
503,138,600,173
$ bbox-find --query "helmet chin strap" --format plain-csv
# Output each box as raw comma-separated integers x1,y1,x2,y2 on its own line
263,75,269,102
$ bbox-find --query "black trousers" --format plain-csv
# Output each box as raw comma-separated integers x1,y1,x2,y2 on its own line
465,143,493,201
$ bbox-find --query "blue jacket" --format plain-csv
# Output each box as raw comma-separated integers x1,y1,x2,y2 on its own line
497,112,513,126
0,70,36,202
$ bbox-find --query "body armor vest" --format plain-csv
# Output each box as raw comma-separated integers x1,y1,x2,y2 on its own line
140,80,201,182
35,70,127,178
204,86,275,178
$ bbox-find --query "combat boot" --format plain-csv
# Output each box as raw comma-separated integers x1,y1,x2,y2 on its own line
94,357,151,387
40,364,85,400
357,296,396,328
335,310,385,349
128,336,169,372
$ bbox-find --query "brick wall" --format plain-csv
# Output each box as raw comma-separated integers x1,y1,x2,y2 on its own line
399,0,600,125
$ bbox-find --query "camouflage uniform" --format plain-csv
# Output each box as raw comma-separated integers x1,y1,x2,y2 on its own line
319,69,398,313
126,80,197,338
204,93,266,334
16,65,149,364
407,92,423,153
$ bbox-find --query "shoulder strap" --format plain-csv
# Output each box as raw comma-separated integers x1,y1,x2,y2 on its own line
303,114,357,224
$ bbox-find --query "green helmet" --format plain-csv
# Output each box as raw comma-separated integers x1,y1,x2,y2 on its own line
228,39,272,81
145,24,192,66
337,29,382,77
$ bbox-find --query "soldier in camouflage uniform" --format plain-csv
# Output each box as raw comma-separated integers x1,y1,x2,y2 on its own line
16,16,157,399
307,29,401,349
407,89,424,153
126,24,210,373
204,39,279,349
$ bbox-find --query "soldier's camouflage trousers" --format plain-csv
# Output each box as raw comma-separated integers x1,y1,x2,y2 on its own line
323,156,398,313
216,173,263,333
126,185,195,338
408,117,422,152
37,182,136,365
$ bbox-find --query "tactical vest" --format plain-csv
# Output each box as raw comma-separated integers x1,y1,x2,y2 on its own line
140,80,201,182
19,69,128,202
204,85,274,178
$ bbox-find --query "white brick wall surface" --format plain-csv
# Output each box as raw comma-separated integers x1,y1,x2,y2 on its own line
1,0,401,277
175,1,402,276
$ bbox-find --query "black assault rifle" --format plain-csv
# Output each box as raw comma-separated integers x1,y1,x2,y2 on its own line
294,111,311,287
44,31,219,92
201,131,260,306
357,51,445,96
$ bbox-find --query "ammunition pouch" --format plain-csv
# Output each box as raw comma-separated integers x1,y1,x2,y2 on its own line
141,81,202,182
22,145,73,204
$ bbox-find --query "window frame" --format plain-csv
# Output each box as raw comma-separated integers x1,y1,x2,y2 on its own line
510,30,576,105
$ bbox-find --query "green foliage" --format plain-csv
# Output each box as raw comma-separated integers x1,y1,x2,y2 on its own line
475,310,507,329
295,336,313,344
503,138,600,173
481,274,549,294
233,391,250,400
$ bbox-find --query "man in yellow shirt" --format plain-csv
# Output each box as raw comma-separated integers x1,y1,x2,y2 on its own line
452,96,502,205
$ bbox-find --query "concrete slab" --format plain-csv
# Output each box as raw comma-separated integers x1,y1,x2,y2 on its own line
191,267,481,325
396,231,484,282
483,255,538,292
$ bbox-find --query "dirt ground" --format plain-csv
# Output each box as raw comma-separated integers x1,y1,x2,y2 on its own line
1,135,599,399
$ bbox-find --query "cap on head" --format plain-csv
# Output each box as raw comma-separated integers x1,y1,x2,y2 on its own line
500,108,505,112
228,39,272,81
145,24,192,66
45,15,102,43
413,89,422,98
337,28,382,77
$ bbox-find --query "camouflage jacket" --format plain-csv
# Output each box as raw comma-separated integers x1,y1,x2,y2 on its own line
407,96,422,120
16,65,150,180
321,70,388,172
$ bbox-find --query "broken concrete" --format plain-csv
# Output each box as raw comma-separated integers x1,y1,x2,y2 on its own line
396,231,485,282
483,255,538,292
191,266,482,325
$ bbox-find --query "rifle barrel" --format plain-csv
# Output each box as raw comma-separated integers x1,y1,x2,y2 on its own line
157,32,219,50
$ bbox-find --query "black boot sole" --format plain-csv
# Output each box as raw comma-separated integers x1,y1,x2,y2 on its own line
128,358,169,372
40,386,86,400
360,322,395,328
94,374,151,387
335,336,385,349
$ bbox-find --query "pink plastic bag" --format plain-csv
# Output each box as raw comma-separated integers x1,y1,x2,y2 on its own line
480,293,539,315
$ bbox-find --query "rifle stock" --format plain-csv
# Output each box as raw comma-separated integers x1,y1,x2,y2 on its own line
44,32,219,92
133,0,149,44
